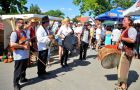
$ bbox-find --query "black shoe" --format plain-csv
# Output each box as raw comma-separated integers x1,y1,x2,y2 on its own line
43,72,51,75
61,63,65,68
83,58,86,60
38,75,46,79
79,58,82,60
20,78,28,83
138,56,140,59
14,84,20,90
65,63,69,67
61,65,66,68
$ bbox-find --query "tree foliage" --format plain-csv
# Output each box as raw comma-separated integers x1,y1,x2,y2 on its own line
73,0,136,16
29,4,41,14
71,15,81,23
73,0,112,16
0,8,5,14
44,10,65,18
112,0,136,8
0,0,28,14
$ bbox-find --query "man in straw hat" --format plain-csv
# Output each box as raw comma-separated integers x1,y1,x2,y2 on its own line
27,18,39,65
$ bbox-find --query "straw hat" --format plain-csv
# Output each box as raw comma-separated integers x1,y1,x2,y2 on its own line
30,18,39,23
62,18,70,24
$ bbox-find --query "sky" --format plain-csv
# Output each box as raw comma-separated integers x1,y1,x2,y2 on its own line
25,0,87,18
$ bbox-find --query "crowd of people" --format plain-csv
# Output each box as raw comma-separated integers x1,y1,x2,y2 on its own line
9,16,140,90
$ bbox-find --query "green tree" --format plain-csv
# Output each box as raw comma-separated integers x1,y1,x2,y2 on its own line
73,0,112,16
0,8,5,14
0,0,28,14
29,4,41,14
44,10,65,18
73,0,136,16
112,0,136,9
71,15,81,23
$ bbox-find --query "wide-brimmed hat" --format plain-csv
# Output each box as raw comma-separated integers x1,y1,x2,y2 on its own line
30,18,39,23
62,18,70,24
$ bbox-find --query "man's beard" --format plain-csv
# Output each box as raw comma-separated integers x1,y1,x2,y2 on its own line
19,26,24,30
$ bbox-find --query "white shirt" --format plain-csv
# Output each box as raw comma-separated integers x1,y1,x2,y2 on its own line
75,26,83,34
36,25,50,51
82,30,89,43
128,27,137,41
112,29,121,42
56,25,72,40
119,27,137,49
10,30,30,60
96,28,101,40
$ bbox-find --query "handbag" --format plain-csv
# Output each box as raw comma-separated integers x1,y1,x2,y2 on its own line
123,46,134,58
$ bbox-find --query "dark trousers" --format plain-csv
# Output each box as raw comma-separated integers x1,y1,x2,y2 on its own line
135,42,140,58
79,41,89,60
13,59,28,86
37,49,48,76
61,47,68,66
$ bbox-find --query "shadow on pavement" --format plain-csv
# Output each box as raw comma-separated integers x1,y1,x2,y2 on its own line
105,74,117,80
21,67,72,88
127,70,139,88
86,54,97,59
105,70,139,88
69,59,91,67
21,57,91,88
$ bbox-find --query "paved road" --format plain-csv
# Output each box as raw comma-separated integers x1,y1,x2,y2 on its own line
0,49,140,90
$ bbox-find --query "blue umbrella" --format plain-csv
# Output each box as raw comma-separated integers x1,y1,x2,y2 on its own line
95,7,125,20
131,15,140,20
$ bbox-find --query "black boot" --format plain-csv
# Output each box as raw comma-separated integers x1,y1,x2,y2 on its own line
20,78,28,83
14,83,20,90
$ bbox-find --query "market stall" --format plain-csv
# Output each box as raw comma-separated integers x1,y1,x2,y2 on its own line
1,14,62,49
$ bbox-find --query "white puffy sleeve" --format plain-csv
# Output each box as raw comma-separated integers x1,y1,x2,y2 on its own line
36,25,50,43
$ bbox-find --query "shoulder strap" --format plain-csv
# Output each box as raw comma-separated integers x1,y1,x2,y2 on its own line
14,30,27,43
13,31,20,43
88,30,90,40
22,30,27,38
42,26,49,35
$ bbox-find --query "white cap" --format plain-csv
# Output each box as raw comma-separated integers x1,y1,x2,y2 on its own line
78,22,81,24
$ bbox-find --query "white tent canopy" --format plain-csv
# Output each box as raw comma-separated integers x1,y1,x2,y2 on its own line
123,0,140,16
0,14,63,49
1,14,63,21
134,19,140,23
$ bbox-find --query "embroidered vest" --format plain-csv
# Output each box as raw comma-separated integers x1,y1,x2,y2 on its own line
122,29,135,49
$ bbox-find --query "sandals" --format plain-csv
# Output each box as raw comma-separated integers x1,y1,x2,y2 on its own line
115,87,127,90
114,83,127,90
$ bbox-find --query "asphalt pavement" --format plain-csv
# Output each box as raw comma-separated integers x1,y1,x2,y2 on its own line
0,49,140,90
